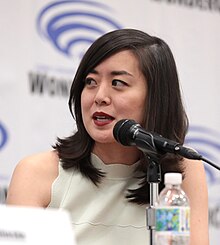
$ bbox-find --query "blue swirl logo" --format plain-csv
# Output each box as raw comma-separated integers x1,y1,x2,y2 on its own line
37,0,122,59
186,126,220,186
0,121,8,151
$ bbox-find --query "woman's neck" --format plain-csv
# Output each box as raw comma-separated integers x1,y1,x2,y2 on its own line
92,142,141,165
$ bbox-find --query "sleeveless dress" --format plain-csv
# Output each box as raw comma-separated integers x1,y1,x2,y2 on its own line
48,153,150,245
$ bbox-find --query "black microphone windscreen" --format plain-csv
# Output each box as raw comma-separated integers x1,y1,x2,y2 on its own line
113,119,136,145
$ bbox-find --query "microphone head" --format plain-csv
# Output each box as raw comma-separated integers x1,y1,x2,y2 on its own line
113,119,137,146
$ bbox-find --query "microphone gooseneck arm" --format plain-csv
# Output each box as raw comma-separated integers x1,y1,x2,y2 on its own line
113,119,220,171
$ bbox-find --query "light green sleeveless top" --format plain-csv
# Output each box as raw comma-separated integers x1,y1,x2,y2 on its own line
48,154,149,245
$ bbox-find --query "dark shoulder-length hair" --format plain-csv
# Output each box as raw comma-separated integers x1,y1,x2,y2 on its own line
53,28,189,204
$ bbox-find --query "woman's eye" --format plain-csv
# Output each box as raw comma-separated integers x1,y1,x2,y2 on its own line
84,77,96,86
112,79,127,87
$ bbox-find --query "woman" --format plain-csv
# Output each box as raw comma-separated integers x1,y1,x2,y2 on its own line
6,29,209,244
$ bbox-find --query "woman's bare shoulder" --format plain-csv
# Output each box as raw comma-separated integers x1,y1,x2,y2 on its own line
6,150,60,207
12,150,59,181
22,150,58,168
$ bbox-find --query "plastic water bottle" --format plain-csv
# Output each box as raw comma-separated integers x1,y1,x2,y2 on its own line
155,173,190,245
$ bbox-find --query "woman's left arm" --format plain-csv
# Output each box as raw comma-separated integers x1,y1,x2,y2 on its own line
182,159,209,245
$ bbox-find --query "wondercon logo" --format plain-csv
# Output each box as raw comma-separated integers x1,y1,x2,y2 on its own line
37,0,122,59
0,121,8,151
186,126,220,186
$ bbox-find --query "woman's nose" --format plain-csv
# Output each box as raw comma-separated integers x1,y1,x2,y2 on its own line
94,84,111,105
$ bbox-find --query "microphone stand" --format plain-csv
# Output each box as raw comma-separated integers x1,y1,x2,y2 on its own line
145,153,220,245
113,119,220,244
146,155,161,245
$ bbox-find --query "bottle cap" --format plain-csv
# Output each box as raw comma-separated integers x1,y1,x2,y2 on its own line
164,172,182,185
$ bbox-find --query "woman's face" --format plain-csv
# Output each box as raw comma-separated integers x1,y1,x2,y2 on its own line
81,50,147,145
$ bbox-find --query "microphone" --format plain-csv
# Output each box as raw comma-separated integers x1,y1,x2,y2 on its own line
113,119,202,160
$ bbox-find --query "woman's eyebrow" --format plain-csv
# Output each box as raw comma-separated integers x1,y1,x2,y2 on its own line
111,70,133,76
88,69,98,74
87,69,133,77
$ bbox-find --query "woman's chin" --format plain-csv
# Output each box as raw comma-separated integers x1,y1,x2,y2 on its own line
92,136,115,145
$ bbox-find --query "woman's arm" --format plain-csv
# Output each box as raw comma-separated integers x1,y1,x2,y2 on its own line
6,150,59,208
182,159,209,245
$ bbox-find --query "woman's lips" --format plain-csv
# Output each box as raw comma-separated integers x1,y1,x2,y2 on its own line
92,112,115,126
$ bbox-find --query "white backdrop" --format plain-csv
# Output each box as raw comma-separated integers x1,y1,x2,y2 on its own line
1,0,220,243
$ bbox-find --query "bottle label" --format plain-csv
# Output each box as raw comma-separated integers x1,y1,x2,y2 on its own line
155,206,190,233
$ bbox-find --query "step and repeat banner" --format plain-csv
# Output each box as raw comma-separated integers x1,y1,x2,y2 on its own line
1,0,220,243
